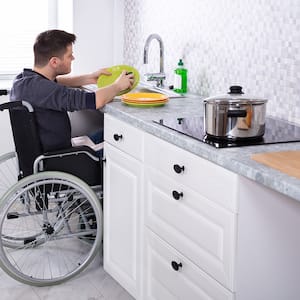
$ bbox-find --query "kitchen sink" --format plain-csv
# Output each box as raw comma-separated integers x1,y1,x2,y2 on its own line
82,81,186,98
133,82,186,98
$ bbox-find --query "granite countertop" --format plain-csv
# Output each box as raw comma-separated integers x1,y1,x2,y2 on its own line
102,97,300,202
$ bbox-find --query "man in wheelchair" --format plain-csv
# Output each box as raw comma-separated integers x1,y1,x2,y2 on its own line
11,29,133,154
9,29,134,185
0,30,134,287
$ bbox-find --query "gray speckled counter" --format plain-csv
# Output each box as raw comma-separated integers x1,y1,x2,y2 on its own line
102,97,300,202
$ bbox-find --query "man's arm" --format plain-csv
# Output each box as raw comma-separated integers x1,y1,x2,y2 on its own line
58,69,134,109
56,69,111,87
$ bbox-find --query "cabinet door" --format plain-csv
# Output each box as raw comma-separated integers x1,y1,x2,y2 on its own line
103,142,143,298
142,229,234,300
144,167,237,291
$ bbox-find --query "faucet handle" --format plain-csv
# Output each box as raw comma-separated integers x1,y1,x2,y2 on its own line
144,72,166,87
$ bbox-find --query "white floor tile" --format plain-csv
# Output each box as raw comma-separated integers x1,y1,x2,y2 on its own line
0,285,40,300
0,269,40,300
0,254,134,300
32,280,103,300
0,267,25,288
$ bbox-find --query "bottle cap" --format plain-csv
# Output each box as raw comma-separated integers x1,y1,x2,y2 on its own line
178,59,184,66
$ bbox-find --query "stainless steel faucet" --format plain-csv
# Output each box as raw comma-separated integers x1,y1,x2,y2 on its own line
143,34,166,87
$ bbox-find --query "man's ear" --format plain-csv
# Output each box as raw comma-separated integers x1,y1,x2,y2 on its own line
49,57,59,68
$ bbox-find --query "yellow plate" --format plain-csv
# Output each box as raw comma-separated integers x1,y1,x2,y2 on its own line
122,99,168,104
122,101,167,107
97,65,140,96
121,92,168,102
122,93,168,107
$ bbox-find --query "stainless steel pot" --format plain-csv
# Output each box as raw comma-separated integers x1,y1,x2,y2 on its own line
203,86,268,140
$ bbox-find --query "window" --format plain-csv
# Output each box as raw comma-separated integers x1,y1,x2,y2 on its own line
0,0,73,79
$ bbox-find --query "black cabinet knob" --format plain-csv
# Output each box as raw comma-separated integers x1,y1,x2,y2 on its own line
171,261,182,271
172,190,183,200
173,164,185,174
113,133,123,141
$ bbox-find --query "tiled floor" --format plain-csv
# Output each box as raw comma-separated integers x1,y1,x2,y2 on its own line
0,253,134,300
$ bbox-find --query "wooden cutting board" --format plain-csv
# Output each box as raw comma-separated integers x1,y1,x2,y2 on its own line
251,150,300,179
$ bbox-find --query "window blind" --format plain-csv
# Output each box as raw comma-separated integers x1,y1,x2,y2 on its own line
0,0,55,77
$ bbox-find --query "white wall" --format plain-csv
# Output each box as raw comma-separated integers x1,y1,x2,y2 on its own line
67,1,126,137
0,1,125,153
72,0,125,74
123,0,300,124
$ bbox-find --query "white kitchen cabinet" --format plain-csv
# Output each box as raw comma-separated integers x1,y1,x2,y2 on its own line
144,166,237,291
103,114,300,300
104,114,143,160
144,133,239,213
104,115,237,299
143,132,237,298
142,229,233,300
235,176,300,300
103,114,143,298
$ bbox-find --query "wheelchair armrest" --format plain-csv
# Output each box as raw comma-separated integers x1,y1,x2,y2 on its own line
44,145,100,160
0,100,34,112
0,89,8,96
33,145,100,174
33,145,103,186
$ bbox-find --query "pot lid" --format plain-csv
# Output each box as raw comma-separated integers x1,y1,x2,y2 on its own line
203,86,268,104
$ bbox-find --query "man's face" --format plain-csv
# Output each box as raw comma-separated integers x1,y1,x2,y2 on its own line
56,44,74,75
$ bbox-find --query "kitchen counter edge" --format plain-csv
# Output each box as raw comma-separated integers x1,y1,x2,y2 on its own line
102,98,300,203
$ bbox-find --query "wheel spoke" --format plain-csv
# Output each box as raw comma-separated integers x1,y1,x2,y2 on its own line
0,171,102,286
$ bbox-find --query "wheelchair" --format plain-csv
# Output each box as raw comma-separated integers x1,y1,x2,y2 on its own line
0,94,103,287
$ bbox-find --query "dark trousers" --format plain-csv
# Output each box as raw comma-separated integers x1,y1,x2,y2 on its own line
88,129,104,158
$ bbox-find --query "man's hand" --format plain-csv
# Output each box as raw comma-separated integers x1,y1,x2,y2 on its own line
114,70,134,92
94,70,135,109
89,68,112,84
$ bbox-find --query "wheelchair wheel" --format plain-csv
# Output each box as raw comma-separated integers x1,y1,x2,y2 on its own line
0,171,102,286
0,152,19,198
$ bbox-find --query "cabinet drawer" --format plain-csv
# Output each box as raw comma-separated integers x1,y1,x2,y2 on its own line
144,133,238,212
142,229,234,300
104,114,143,160
144,168,237,291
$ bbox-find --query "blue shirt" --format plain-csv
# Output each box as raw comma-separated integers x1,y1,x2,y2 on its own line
10,69,96,152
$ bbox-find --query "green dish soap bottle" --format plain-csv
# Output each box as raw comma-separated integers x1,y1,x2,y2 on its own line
174,59,187,94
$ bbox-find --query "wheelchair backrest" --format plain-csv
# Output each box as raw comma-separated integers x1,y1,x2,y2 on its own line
0,101,43,178
0,99,103,186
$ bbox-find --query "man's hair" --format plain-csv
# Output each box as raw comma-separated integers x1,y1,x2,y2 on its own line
33,29,76,67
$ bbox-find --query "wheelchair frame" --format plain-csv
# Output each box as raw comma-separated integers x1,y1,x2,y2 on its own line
0,96,104,286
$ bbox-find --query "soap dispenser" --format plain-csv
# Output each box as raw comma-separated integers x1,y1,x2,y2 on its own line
174,59,187,93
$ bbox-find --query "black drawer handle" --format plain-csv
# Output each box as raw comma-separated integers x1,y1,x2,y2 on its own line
171,261,182,271
113,133,123,141
172,190,183,200
173,164,185,174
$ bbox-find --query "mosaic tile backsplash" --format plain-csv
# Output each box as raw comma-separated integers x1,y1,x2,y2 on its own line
123,0,300,124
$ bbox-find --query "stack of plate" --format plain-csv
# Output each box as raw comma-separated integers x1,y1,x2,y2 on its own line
121,92,169,107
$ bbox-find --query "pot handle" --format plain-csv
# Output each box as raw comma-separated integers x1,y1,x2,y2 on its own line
227,110,247,118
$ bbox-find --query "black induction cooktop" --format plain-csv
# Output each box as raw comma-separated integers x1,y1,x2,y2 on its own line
153,116,300,148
